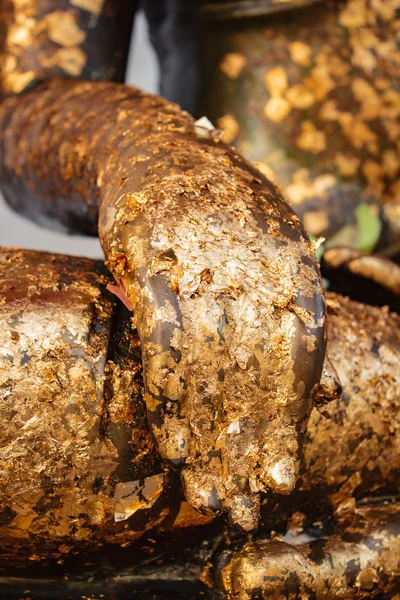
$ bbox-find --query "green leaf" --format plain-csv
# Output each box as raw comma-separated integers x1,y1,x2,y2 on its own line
354,203,381,254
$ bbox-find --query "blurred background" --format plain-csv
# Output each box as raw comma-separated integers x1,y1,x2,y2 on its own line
0,11,157,258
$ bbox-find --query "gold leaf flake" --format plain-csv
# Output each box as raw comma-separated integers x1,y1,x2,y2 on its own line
338,113,377,148
328,55,350,78
339,0,368,28
289,41,311,66
296,122,326,153
382,149,399,179
253,162,277,183
217,114,239,143
370,0,396,21
285,169,314,205
173,501,213,528
114,474,164,522
5,70,36,94
263,96,291,122
362,160,385,186
264,66,288,96
319,100,339,121
70,0,105,15
220,52,247,79
335,153,360,177
350,36,377,73
144,391,162,412
45,11,86,47
303,211,329,236
286,85,315,110
313,174,336,194
7,19,35,47
351,78,380,120
52,47,86,76
304,66,335,101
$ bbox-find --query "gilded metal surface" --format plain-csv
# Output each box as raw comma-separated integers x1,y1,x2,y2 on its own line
0,79,329,530
0,252,399,597
0,0,136,98
199,0,400,247
0,247,186,563
220,503,400,598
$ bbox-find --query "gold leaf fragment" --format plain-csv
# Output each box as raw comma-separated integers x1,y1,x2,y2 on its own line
114,474,164,522
286,85,315,110
289,41,311,66
264,66,288,96
296,122,326,153
70,0,105,16
45,11,86,47
339,0,368,28
304,66,335,101
303,211,329,236
264,96,291,122
217,114,239,143
253,162,277,183
382,149,399,179
335,153,360,177
220,53,247,79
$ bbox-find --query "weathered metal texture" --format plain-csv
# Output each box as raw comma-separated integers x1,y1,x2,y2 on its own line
0,78,329,530
1,501,399,598
218,503,400,599
258,291,400,529
0,250,399,599
0,247,215,564
0,0,136,99
199,0,400,247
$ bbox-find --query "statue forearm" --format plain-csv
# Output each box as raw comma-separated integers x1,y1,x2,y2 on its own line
0,247,213,563
0,78,329,529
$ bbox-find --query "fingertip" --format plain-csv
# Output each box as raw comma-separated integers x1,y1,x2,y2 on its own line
154,425,188,465
259,457,298,496
181,469,222,516
224,493,260,533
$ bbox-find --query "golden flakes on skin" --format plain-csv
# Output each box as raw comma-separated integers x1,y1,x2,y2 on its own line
0,250,399,577
222,504,400,599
